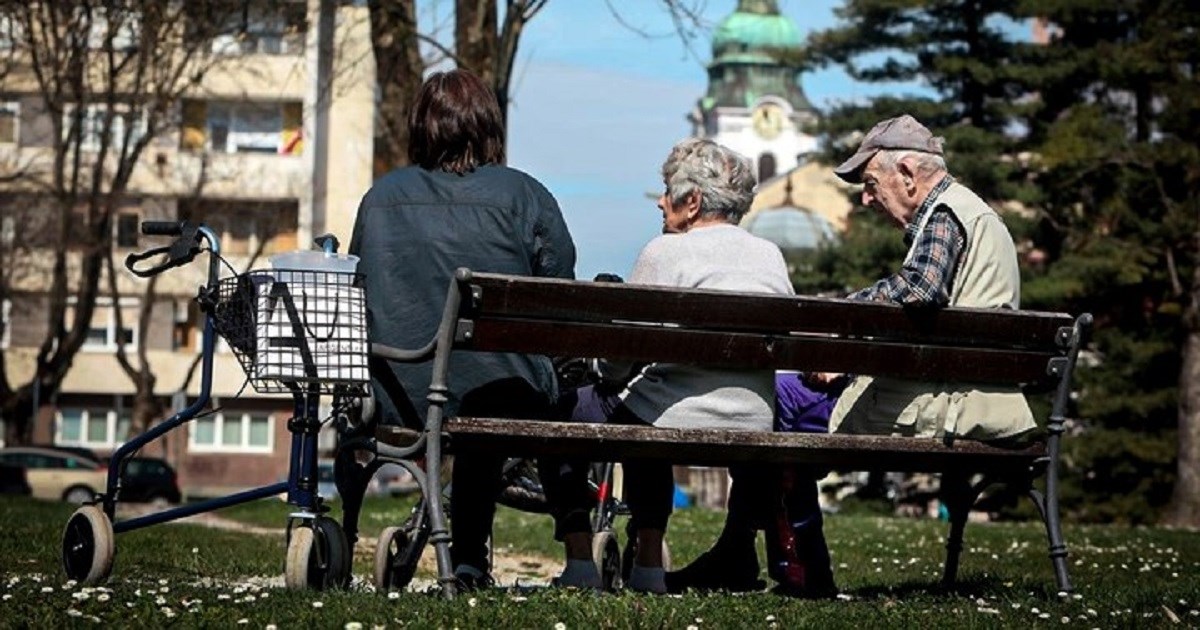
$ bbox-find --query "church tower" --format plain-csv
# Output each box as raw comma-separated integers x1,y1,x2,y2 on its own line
689,0,817,182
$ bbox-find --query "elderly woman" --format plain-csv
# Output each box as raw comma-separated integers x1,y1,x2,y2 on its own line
349,69,575,590
543,138,793,593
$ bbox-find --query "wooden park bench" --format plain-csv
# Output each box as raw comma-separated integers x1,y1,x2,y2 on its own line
364,268,1091,597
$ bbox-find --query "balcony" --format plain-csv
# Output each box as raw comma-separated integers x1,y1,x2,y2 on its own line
132,149,308,200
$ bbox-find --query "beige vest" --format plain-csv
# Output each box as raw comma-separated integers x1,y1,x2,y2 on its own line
829,182,1037,442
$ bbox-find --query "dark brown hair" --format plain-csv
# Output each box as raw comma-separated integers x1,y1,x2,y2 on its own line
407,69,505,174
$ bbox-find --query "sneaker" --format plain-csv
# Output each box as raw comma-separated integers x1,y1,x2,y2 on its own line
553,558,603,591
627,565,667,594
664,547,765,594
453,564,495,592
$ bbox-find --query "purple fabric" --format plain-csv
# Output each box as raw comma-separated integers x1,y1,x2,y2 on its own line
775,373,841,434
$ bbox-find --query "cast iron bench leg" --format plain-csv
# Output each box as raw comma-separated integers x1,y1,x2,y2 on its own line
940,473,980,588
421,429,456,598
1028,486,1073,593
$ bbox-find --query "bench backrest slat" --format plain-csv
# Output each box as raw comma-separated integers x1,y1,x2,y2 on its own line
466,274,1072,351
462,318,1058,384
453,272,1071,385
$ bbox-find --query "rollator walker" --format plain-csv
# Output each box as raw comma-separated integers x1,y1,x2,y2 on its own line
61,220,367,590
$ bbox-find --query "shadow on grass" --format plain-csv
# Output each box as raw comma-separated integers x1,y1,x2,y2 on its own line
847,575,1054,601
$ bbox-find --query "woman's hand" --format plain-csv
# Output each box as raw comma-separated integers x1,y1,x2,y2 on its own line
802,372,847,392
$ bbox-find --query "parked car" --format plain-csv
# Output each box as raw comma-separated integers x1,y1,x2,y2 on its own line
318,459,338,499
0,446,106,503
0,463,32,497
31,444,100,462
111,456,182,505
375,462,418,496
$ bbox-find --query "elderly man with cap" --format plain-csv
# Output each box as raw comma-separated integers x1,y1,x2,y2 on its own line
821,113,1037,442
665,114,1036,599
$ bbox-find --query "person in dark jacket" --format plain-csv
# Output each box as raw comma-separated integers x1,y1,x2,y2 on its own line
348,69,576,589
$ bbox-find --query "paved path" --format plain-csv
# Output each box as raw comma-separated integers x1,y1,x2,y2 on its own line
116,503,560,589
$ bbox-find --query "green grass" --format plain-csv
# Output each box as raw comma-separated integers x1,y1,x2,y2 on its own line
2,495,1198,628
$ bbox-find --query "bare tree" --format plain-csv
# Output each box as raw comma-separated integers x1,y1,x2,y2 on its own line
367,0,705,171
0,0,246,445
454,0,547,132
368,0,424,172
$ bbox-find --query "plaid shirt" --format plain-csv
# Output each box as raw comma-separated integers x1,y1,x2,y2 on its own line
849,175,965,306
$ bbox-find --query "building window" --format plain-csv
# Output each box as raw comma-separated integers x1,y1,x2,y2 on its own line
74,296,139,352
209,6,305,56
0,15,21,51
87,7,139,52
178,199,298,256
180,100,302,155
174,299,229,354
0,101,18,145
189,410,273,453
202,213,259,256
56,407,132,448
115,211,139,248
64,104,147,153
211,102,280,154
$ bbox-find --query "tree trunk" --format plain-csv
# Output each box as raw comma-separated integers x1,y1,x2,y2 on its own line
2,390,35,446
131,382,163,446
455,0,498,88
368,0,423,173
1164,239,1200,528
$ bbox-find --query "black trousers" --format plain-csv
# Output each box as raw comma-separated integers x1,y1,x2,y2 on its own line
449,378,552,572
540,385,676,539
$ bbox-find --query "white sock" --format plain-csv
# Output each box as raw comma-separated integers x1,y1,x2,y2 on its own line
627,564,666,594
557,558,602,589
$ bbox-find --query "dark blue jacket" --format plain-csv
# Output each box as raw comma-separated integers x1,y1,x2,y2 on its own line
349,165,576,427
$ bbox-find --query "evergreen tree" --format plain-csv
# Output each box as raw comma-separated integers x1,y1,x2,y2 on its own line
806,0,1200,524
1014,0,1200,524
808,1,1035,203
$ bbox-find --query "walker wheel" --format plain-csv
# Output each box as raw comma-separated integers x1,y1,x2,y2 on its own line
61,505,115,585
373,521,428,591
592,530,621,591
285,517,351,590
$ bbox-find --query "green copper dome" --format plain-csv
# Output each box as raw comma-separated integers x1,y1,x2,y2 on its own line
700,0,812,113
712,0,801,64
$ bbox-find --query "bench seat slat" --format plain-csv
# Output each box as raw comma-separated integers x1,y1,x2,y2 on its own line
468,273,1072,351
460,319,1058,385
444,418,1045,474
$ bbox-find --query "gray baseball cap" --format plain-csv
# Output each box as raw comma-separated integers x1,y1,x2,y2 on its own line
833,115,945,183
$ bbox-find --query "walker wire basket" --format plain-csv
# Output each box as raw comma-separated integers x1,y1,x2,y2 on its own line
212,269,370,397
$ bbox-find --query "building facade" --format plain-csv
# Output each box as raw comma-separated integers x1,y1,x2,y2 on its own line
0,0,374,497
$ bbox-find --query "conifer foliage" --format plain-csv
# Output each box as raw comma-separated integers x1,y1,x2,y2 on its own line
807,0,1200,524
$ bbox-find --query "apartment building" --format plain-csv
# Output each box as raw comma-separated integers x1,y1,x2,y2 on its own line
0,1,374,497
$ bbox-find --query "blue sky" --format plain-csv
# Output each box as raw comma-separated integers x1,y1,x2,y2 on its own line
498,1,921,279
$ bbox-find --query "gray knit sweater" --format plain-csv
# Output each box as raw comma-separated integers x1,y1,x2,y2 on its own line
609,224,794,431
